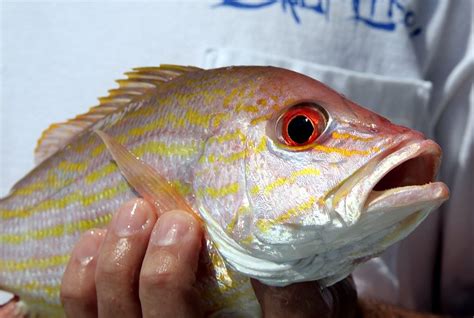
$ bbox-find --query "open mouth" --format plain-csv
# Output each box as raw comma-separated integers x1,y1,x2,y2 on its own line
363,140,449,213
329,138,449,225
372,144,439,191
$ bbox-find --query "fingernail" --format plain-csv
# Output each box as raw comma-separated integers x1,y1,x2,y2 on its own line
114,199,151,237
74,229,106,266
151,210,196,246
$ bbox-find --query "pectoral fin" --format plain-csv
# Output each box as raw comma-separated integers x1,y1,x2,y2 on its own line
95,130,199,220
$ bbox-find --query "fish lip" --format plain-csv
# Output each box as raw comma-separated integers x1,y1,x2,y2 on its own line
360,139,449,213
332,138,449,225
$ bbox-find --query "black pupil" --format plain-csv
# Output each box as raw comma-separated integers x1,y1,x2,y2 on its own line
288,115,314,144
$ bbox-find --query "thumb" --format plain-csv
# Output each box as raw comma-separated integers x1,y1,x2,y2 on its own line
250,278,332,318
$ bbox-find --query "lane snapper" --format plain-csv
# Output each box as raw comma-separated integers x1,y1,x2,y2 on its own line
0,65,448,316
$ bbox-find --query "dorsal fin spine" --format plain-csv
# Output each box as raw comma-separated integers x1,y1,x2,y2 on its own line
34,65,203,165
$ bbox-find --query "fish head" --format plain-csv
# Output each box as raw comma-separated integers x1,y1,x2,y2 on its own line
195,67,449,283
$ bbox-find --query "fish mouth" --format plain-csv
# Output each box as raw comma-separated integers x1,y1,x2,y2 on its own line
362,139,449,214
332,138,449,225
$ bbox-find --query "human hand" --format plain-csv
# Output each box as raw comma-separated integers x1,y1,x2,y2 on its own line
0,296,27,318
251,277,358,318
61,198,358,318
61,198,203,317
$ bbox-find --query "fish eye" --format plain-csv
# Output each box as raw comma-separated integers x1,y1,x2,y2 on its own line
277,103,326,147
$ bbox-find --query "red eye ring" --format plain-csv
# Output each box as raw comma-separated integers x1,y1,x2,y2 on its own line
280,104,326,147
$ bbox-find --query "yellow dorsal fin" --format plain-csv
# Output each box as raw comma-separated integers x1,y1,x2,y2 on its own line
34,65,203,164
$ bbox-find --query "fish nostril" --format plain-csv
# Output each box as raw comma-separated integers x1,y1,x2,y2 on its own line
372,153,437,192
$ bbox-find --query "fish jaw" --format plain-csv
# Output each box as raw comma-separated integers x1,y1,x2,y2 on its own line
333,138,449,227
365,183,448,215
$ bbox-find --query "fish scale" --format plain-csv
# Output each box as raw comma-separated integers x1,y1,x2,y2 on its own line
0,66,269,316
0,65,449,317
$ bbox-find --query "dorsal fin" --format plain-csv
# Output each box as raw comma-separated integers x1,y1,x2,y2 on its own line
34,65,203,164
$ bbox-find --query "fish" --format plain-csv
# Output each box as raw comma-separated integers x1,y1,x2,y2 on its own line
0,65,449,317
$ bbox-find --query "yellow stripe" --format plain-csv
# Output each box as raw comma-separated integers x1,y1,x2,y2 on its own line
208,129,246,144
57,161,87,173
15,107,210,197
226,205,250,233
77,138,197,189
223,88,242,108
2,176,191,223
332,131,374,142
199,138,258,164
16,281,61,300
235,104,259,113
257,98,268,106
0,213,113,245
1,181,127,220
11,256,244,315
128,118,171,136
6,252,253,309
128,108,216,133
74,138,96,153
88,112,206,157
209,250,246,294
89,135,128,158
185,109,213,127
12,172,59,196
82,183,129,207
128,114,186,136
0,178,187,225
91,143,106,157
9,138,200,200
85,162,117,184
12,153,110,198
276,196,317,223
279,142,379,156
89,138,200,159
24,298,64,318
133,140,200,157
169,180,192,197
211,113,231,129
1,180,186,269
241,234,254,245
200,138,266,165
312,144,378,156
125,104,155,119
198,183,239,199
0,254,70,272
203,88,228,104
256,196,317,232
254,138,267,152
252,167,321,196
204,150,244,164
250,185,260,195
250,114,271,126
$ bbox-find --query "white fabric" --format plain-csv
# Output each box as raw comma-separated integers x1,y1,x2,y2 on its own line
1,0,472,314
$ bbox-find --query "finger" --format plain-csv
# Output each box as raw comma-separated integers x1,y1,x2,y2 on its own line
95,198,157,318
0,300,26,318
61,228,106,318
139,210,203,318
251,279,332,318
0,301,18,318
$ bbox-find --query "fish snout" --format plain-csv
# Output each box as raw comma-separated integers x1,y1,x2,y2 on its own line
333,138,447,225
361,139,448,216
